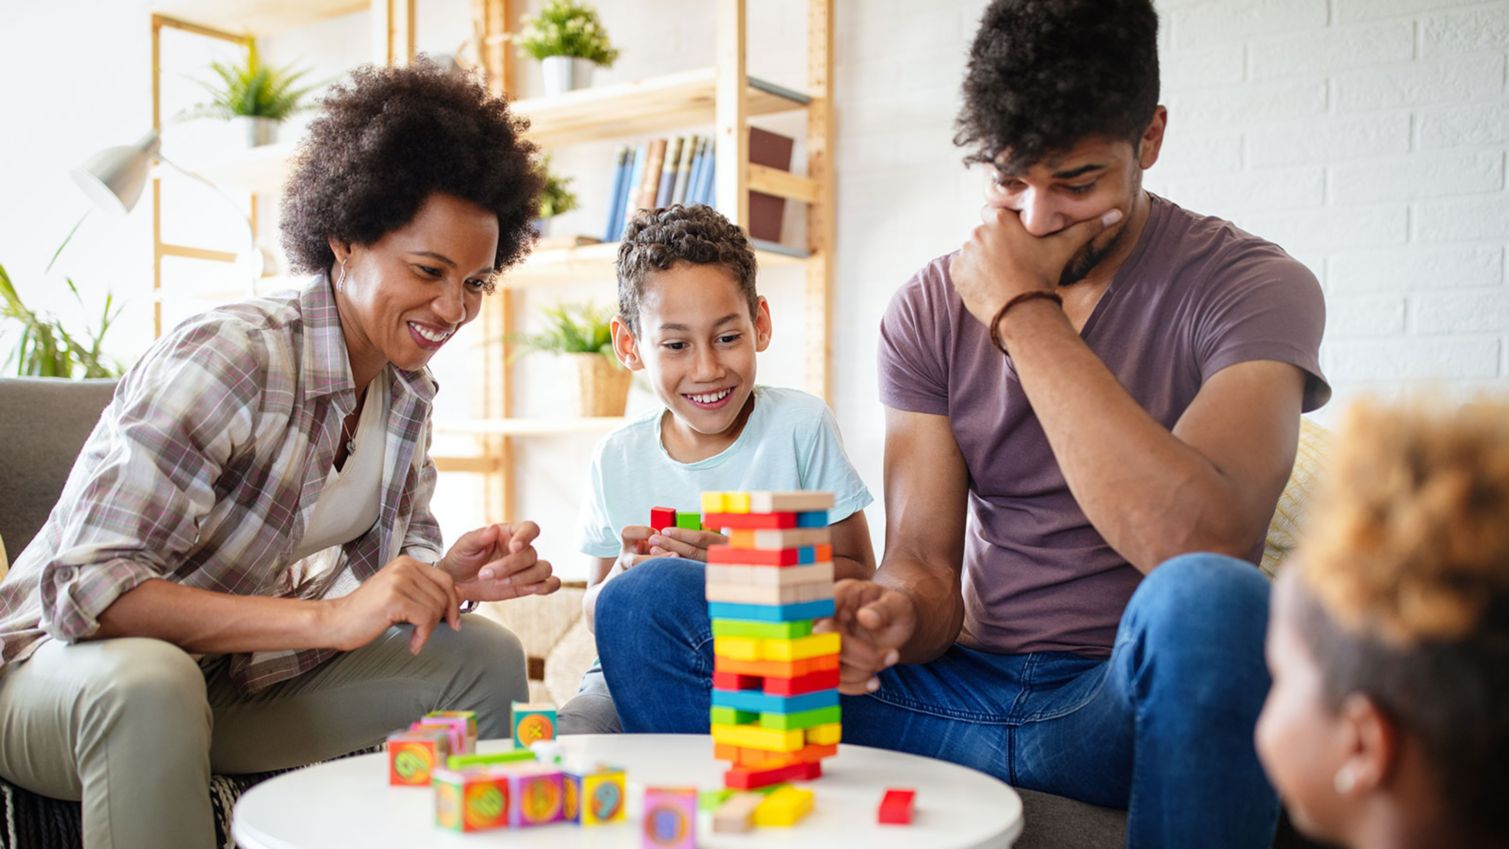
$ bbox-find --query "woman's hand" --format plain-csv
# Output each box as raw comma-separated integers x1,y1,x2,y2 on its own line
440,521,561,602
324,556,461,655
645,526,728,562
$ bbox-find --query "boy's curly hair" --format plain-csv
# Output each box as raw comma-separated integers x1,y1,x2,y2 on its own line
955,0,1160,168
280,60,542,278
1294,397,1509,836
615,204,758,337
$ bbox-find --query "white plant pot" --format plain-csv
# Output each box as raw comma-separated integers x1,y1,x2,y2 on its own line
540,56,595,97
232,116,279,148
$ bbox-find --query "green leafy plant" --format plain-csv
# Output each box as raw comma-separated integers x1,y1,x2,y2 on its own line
185,39,315,121
515,0,620,67
513,300,619,362
535,157,579,219
0,262,125,379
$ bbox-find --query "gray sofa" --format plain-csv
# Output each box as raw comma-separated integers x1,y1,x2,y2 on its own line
0,376,1322,848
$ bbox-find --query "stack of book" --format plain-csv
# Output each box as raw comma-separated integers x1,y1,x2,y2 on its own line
602,135,716,243
602,128,794,244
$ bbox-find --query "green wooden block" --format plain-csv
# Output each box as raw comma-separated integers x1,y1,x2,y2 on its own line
699,788,736,811
712,618,814,639
758,704,842,731
710,706,758,726
676,511,702,530
446,748,536,770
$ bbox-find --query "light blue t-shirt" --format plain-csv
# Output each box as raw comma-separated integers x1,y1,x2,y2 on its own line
576,386,873,558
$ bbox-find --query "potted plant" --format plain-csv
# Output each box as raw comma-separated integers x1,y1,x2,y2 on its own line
0,262,124,378
533,157,579,237
516,300,631,417
184,39,315,147
516,0,620,97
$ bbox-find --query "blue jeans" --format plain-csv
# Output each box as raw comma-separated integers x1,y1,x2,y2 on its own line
596,552,1279,849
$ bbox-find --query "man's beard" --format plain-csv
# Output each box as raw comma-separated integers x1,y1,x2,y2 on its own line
1058,222,1126,287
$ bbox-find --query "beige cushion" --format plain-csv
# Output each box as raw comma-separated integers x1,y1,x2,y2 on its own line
1261,417,1332,578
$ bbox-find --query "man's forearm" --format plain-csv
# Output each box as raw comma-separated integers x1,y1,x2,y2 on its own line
94,578,330,653
874,552,964,664
997,301,1254,570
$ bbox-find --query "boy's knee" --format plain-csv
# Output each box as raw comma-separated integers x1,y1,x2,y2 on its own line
597,557,705,628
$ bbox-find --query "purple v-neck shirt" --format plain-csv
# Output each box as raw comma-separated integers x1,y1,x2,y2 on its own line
878,194,1329,658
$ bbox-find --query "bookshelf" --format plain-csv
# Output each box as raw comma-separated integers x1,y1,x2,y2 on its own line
147,1,417,337
452,0,837,521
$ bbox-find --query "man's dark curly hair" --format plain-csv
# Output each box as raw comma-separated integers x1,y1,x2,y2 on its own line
280,60,542,278
955,0,1160,168
615,204,758,337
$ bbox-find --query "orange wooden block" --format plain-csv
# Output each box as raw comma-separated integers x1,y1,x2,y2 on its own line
813,543,832,562
714,653,840,679
715,742,838,769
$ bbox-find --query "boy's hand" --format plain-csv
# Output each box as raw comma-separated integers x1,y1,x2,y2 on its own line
814,579,917,694
441,522,561,602
646,527,728,563
616,525,656,572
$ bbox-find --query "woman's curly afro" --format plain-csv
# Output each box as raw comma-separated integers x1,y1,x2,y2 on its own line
280,59,543,276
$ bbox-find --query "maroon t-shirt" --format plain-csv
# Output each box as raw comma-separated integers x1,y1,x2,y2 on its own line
878,194,1330,658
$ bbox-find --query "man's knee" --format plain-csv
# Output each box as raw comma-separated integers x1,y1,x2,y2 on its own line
1122,554,1271,701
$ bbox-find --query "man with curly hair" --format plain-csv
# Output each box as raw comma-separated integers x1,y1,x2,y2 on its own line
0,62,556,849
573,1,1329,846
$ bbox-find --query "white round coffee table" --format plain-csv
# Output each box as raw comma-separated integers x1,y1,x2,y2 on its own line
233,733,1023,848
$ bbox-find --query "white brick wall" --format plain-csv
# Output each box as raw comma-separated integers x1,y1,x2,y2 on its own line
1145,0,1509,417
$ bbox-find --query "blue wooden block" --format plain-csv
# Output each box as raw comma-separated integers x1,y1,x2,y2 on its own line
796,511,828,528
711,688,839,715
707,599,836,622
797,546,815,564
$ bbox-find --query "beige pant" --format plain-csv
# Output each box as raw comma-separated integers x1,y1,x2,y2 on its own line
0,615,528,849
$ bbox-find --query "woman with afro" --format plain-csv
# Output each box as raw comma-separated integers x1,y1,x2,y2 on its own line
1257,398,1509,849
0,61,556,849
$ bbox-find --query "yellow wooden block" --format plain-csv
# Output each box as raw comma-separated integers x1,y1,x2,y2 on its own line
805,723,842,746
726,492,752,513
753,785,814,827
714,636,761,662
701,492,728,513
711,722,804,752
763,632,841,662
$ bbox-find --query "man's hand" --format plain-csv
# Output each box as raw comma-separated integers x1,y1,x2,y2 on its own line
949,204,1123,329
814,579,918,694
324,556,461,655
439,522,561,602
645,526,728,562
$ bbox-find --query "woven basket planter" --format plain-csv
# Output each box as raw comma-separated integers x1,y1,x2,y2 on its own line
567,353,631,417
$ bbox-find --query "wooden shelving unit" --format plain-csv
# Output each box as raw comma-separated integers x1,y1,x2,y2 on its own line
457,0,837,519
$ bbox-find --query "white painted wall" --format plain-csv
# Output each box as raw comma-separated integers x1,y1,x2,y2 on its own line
1,0,1505,579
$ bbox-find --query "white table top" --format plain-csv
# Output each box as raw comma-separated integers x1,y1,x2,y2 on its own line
233,733,1023,849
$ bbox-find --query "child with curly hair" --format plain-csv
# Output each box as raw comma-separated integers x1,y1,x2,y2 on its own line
1257,398,1509,849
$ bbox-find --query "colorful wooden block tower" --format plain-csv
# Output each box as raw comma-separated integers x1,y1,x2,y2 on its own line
703,491,841,791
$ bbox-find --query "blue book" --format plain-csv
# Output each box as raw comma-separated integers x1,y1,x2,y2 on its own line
696,141,717,206
682,137,705,208
615,143,647,241
602,145,631,242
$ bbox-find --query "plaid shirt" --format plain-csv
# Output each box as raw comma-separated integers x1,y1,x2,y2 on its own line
0,276,443,693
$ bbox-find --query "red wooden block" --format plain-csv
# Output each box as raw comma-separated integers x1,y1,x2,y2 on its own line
877,788,915,825
724,760,822,790
650,507,677,531
712,670,761,691
763,667,841,696
707,546,801,566
704,512,798,530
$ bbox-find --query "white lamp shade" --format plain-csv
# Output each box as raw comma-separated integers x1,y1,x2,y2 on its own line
70,131,162,215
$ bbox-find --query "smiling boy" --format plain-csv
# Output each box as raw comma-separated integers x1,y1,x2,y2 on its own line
559,204,875,734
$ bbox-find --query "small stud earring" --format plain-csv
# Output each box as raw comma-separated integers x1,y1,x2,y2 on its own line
1333,763,1358,795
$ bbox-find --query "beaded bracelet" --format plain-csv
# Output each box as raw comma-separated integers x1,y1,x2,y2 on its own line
989,290,1063,354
